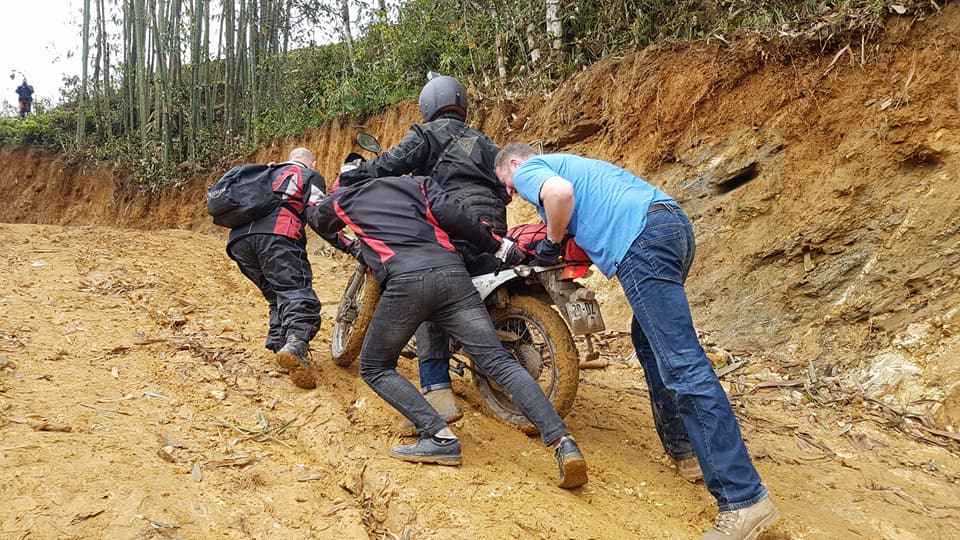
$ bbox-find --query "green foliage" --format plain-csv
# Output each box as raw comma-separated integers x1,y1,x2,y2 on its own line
0,109,75,151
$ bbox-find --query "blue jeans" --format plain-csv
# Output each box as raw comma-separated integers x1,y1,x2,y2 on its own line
416,322,453,392
617,203,766,511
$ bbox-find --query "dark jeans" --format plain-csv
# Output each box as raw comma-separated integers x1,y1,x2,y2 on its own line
617,203,766,512
415,241,499,392
360,265,567,445
228,234,321,351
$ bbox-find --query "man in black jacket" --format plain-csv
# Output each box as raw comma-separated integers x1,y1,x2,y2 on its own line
304,175,588,488
338,74,507,433
228,148,326,389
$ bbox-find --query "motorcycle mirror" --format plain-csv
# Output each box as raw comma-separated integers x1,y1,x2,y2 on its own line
356,132,382,155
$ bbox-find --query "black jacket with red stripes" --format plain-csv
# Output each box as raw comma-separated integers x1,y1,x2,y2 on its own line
227,162,327,249
303,176,501,285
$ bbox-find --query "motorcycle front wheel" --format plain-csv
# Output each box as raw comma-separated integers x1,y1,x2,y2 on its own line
330,262,380,367
475,294,580,434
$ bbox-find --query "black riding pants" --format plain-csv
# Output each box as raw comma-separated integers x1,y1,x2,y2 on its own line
228,234,321,351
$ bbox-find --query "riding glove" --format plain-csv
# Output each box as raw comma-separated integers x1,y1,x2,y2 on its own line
531,238,564,266
494,237,527,267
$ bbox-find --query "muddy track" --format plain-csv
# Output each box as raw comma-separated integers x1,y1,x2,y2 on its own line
1,224,958,539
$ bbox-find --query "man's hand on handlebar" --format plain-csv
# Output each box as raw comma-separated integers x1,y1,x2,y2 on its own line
494,237,528,268
529,238,564,266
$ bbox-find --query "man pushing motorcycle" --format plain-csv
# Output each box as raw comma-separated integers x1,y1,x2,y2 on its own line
303,174,588,489
338,73,506,435
494,143,778,539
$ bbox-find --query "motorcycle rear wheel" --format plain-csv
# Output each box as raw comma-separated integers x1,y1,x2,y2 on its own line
331,263,380,367
476,294,580,434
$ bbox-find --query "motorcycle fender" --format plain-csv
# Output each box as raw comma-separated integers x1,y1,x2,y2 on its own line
471,269,520,301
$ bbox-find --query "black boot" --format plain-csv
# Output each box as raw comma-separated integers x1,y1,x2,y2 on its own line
276,337,316,389
553,435,588,489
389,436,462,466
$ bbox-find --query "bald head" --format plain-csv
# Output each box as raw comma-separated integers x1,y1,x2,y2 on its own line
289,147,317,169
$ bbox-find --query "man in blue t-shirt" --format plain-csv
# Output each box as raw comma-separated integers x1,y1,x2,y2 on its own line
495,143,778,540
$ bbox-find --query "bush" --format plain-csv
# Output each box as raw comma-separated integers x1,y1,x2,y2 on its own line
0,109,75,151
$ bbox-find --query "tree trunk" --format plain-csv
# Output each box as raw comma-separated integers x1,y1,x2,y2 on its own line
340,0,356,72
526,22,541,66
134,0,148,145
98,0,112,112
77,0,92,145
282,0,291,55
224,0,235,139
488,3,507,81
546,0,562,52
203,0,212,132
189,0,201,160
249,0,259,144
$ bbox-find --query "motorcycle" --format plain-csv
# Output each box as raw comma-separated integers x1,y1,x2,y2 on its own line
329,133,606,431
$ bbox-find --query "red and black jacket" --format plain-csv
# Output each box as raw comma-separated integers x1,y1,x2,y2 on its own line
304,176,501,285
227,162,326,249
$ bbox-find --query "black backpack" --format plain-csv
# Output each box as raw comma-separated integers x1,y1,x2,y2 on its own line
207,163,292,228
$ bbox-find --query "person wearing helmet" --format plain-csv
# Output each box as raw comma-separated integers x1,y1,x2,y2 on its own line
339,74,508,436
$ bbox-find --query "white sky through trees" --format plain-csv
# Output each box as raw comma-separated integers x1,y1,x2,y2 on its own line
0,0,354,114
1,1,81,106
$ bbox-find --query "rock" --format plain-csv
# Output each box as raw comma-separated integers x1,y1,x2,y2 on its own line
209,389,227,401
857,351,921,399
892,323,931,351
157,445,177,463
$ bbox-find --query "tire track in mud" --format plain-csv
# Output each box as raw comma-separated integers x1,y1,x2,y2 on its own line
2,224,959,540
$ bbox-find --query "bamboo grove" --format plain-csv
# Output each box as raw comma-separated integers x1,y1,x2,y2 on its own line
75,0,297,173
58,0,905,186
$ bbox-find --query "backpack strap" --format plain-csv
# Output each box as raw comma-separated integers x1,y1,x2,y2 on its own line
430,122,471,177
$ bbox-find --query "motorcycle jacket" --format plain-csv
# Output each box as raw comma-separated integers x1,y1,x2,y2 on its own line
304,176,501,285
227,162,329,249
338,114,508,235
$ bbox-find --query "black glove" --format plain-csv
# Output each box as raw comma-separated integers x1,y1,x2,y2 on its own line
531,237,563,266
494,237,527,267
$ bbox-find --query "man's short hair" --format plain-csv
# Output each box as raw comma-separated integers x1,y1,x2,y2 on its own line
289,147,316,166
495,142,538,171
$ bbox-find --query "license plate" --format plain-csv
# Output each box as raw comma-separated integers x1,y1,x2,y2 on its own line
564,300,605,335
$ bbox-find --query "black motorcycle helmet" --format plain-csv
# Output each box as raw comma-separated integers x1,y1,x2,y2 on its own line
418,72,468,122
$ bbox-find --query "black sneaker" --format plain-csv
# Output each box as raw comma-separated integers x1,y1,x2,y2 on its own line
389,436,462,466
554,435,588,489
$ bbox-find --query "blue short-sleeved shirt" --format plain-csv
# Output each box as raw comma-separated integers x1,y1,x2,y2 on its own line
514,154,674,277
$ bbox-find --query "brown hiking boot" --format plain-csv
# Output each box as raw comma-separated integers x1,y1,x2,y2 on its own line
396,388,462,436
701,496,780,540
675,455,704,483
276,337,316,390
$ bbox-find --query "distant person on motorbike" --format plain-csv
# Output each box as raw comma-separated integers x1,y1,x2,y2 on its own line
16,79,33,119
494,144,778,540
338,73,508,435
303,174,587,488
227,148,326,390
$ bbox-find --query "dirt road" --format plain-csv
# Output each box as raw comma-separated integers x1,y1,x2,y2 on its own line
1,223,958,539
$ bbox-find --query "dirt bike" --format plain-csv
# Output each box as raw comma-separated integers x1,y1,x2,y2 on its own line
329,134,606,431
